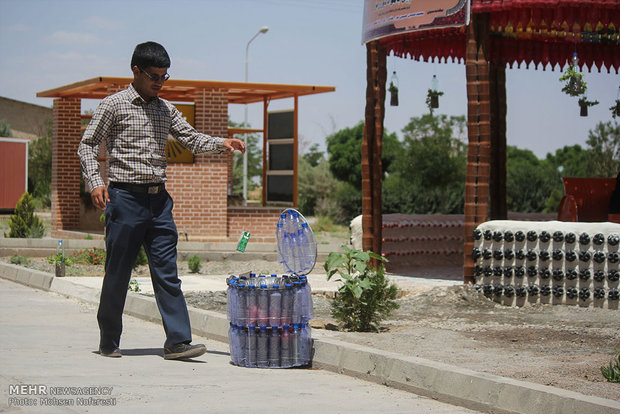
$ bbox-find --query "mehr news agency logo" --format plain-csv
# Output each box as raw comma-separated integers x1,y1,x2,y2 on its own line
8,384,116,407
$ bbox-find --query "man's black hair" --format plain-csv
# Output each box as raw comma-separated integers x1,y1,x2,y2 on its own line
131,41,170,69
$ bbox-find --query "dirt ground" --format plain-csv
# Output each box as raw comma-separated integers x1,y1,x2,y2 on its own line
6,256,620,401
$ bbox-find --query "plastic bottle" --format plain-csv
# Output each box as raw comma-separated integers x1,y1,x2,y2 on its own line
276,222,286,264
257,325,269,368
247,326,257,367
226,278,234,321
237,281,247,326
238,326,248,367
228,322,236,364
247,283,257,326
300,322,312,365
300,276,314,321
281,233,293,272
291,324,300,366
268,282,282,326
289,230,301,274
301,222,315,270
292,281,303,324
268,325,280,368
280,324,291,368
257,282,269,326
281,282,293,326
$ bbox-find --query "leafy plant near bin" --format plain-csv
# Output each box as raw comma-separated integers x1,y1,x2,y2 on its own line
47,252,72,267
601,349,620,383
324,245,399,332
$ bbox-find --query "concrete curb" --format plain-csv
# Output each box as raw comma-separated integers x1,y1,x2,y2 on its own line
1,262,619,414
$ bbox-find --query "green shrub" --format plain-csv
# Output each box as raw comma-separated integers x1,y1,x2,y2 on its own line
5,193,45,238
188,255,202,273
134,246,148,268
10,255,30,266
601,350,620,383
324,245,399,332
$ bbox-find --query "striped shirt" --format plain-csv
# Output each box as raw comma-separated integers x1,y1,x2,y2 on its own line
78,83,225,190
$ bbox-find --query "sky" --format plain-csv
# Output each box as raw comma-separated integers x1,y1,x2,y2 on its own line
0,0,618,159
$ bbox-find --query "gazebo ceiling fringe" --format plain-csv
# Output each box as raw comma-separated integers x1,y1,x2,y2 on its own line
380,0,620,73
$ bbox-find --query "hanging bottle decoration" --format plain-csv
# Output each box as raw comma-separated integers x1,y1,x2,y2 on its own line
388,71,399,107
426,74,444,112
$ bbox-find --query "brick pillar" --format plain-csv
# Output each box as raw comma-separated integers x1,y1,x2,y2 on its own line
51,97,82,235
166,88,231,240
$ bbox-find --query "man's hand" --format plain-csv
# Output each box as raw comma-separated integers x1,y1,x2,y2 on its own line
222,138,246,154
91,186,109,210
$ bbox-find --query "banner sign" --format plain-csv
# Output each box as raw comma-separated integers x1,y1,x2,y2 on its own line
362,0,470,44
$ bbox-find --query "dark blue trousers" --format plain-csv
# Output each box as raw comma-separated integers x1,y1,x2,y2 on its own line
97,186,192,350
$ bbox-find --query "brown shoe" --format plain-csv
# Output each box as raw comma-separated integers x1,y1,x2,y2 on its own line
164,343,206,360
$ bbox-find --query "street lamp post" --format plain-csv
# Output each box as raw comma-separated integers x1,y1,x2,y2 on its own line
243,26,269,203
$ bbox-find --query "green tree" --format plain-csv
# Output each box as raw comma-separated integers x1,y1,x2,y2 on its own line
326,121,400,190
545,144,592,178
298,155,339,218
5,192,45,238
230,120,263,199
302,143,324,167
388,114,467,214
0,119,13,137
28,119,53,207
586,121,620,177
506,146,559,213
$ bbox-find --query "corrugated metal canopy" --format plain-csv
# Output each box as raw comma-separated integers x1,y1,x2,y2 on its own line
36,77,335,104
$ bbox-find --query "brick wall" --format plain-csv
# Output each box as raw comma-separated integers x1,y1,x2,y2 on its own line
227,207,282,242
166,88,231,239
51,98,82,234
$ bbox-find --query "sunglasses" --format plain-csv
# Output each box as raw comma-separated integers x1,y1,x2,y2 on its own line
139,67,170,82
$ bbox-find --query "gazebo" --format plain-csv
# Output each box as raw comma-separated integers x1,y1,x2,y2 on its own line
361,0,620,282
37,77,334,241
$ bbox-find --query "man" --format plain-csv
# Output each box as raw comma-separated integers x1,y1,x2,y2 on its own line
78,41,245,360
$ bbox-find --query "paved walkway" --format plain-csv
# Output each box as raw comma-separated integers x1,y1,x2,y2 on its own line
0,278,477,414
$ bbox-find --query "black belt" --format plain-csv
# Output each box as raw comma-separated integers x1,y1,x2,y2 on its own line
110,182,165,194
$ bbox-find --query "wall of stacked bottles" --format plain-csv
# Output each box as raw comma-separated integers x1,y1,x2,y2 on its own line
226,274,313,368
379,214,465,270
472,221,620,308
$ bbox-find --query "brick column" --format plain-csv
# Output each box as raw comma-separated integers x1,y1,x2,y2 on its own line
51,97,82,235
166,88,231,240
